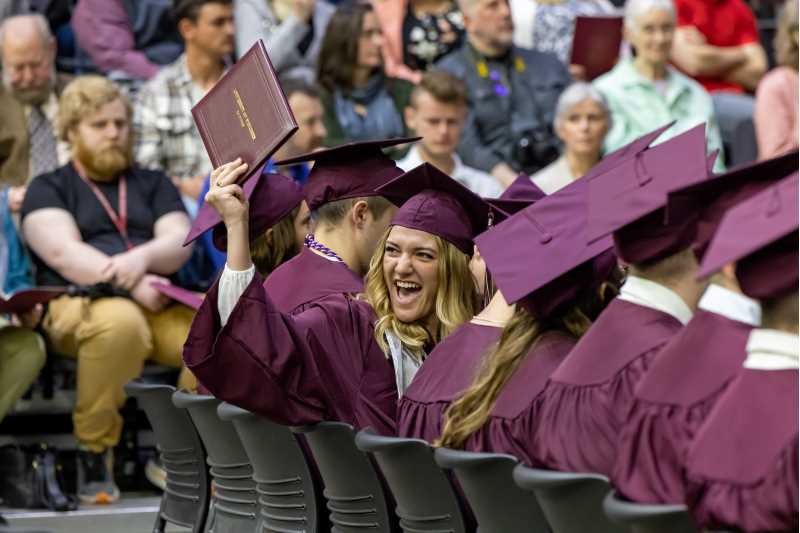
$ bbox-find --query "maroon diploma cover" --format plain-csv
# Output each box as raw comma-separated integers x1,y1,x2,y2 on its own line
192,39,297,174
0,287,66,314
569,16,624,81
150,282,204,311
184,39,298,246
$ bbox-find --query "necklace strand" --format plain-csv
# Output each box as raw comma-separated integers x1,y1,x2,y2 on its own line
304,233,345,263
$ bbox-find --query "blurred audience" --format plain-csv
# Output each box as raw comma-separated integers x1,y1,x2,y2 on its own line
316,2,413,154
234,0,335,83
271,77,328,181
754,0,797,160
373,0,465,83
134,0,235,217
21,76,195,505
531,82,609,193
0,14,71,213
398,70,503,197
0,186,45,424
594,0,724,171
670,0,766,165
510,0,616,77
72,0,184,85
436,0,571,186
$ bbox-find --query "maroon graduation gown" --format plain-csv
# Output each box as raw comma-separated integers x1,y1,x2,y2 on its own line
612,310,753,504
685,368,799,533
263,247,364,314
532,299,683,475
183,273,398,435
461,332,576,466
398,323,501,442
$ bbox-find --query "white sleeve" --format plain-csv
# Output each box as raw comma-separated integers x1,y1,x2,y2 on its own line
218,264,256,327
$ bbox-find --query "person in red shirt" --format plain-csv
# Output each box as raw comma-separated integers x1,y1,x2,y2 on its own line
670,0,767,165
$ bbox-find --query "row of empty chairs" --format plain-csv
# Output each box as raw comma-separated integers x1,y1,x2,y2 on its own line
125,380,703,533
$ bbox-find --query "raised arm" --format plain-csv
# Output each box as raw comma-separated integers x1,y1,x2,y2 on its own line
22,208,113,285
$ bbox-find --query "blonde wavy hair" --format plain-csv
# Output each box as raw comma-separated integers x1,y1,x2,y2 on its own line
436,278,621,449
365,228,478,362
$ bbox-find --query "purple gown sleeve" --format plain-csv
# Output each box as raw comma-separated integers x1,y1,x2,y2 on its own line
183,273,333,426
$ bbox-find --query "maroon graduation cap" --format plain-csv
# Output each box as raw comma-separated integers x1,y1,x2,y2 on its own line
376,163,496,255
486,174,546,216
668,149,798,260
476,178,616,318
276,137,419,211
183,163,303,246
586,123,711,263
698,173,799,300
211,172,304,250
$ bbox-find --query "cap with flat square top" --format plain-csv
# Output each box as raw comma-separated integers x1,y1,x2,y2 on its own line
486,174,546,216
275,137,419,211
183,164,304,247
586,123,711,264
668,150,798,260
476,178,616,318
376,162,497,255
698,173,798,300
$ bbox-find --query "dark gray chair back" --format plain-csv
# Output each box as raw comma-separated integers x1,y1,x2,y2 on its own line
217,402,323,532
512,464,624,533
434,448,548,533
124,381,209,533
293,422,394,532
172,391,257,533
603,491,698,533
355,428,468,533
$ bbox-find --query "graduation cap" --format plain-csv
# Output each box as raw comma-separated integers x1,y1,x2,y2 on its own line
476,178,616,318
275,137,419,211
210,172,305,250
485,174,546,216
668,150,798,261
376,163,497,255
586,123,711,264
185,162,304,246
698,173,798,300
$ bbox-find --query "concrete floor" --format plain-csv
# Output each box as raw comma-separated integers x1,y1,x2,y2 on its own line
2,495,187,533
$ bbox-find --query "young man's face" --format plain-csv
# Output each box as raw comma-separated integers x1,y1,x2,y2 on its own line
404,91,466,159
71,98,132,180
182,2,236,59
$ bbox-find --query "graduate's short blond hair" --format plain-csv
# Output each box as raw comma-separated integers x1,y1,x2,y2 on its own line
57,75,132,142
365,228,478,362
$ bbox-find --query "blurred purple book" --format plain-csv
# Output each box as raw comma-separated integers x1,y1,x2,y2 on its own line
0,287,66,314
570,16,624,80
150,282,204,310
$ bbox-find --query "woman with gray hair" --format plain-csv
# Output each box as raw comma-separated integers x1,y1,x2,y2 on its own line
530,82,610,194
592,0,725,170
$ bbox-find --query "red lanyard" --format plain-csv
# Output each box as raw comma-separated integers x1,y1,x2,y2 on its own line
79,172,134,250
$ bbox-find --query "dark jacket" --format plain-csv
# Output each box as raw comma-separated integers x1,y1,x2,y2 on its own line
436,43,571,173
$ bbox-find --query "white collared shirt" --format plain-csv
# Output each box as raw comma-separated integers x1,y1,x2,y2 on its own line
698,284,761,327
396,147,504,198
744,329,800,370
617,275,694,325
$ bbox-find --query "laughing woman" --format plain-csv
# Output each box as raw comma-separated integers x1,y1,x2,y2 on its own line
183,161,487,435
399,179,621,463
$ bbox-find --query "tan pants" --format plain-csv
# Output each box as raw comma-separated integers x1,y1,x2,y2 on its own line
44,296,197,452
0,326,46,422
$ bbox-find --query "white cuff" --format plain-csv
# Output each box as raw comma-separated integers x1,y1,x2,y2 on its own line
218,264,256,327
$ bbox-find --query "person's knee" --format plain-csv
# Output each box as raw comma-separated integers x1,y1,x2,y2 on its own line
4,328,46,378
82,298,152,351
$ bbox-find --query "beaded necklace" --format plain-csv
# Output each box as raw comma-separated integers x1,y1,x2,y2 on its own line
304,233,345,263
